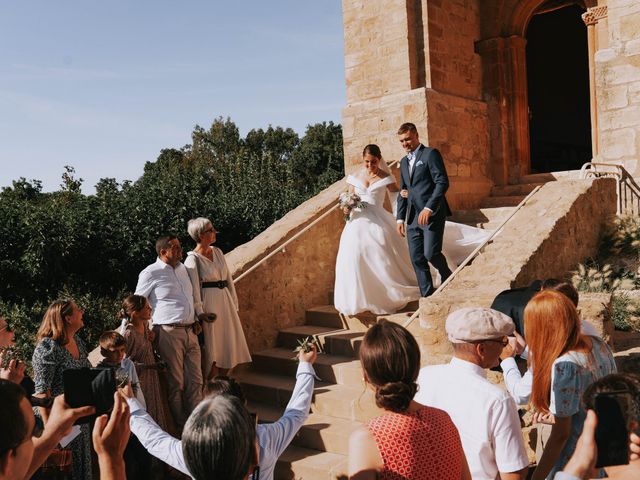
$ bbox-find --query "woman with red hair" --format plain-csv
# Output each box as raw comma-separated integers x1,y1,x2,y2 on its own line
525,290,616,480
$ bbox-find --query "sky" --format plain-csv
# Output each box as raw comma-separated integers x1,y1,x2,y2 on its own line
0,1,345,193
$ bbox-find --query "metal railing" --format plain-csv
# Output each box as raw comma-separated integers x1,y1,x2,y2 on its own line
233,159,401,283
403,185,542,328
579,162,640,216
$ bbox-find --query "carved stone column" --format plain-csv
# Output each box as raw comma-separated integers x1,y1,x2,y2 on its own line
582,6,608,156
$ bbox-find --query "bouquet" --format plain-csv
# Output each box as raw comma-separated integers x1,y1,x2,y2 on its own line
338,192,365,221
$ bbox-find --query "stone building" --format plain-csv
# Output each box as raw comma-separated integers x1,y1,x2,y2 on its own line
341,0,640,209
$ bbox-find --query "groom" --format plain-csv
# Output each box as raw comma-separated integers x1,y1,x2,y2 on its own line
396,122,452,297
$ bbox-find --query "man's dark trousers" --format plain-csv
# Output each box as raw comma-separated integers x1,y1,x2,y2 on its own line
407,206,452,297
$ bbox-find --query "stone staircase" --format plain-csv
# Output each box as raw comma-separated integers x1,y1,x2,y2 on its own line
235,305,387,479
478,172,556,208
233,173,562,479
453,173,557,229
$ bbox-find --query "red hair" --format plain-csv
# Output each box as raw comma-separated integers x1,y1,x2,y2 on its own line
524,290,588,413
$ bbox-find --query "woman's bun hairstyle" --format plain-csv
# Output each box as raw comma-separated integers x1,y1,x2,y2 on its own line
359,319,420,413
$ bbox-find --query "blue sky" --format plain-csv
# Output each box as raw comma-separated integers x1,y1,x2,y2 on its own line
0,1,345,192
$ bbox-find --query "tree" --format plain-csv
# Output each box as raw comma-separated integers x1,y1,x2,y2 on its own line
0,117,344,365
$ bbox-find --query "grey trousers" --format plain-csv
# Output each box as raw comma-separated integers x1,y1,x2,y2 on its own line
154,325,203,430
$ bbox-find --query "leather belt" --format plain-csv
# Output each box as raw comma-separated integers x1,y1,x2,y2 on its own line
162,324,193,329
202,280,228,289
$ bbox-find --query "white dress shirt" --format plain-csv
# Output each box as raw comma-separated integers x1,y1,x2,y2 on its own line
134,258,195,325
500,356,533,405
127,361,317,480
415,357,529,480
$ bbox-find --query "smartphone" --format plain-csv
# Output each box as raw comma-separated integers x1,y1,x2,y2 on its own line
63,368,116,424
594,390,632,468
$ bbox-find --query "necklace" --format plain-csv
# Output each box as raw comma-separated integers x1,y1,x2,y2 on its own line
368,168,379,177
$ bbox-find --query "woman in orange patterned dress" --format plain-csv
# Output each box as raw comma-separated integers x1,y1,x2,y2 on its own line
348,320,471,480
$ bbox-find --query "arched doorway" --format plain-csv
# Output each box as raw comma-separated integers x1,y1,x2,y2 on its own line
526,4,592,173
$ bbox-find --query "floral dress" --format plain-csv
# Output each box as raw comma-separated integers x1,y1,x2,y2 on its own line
32,336,92,480
547,336,617,479
123,324,171,432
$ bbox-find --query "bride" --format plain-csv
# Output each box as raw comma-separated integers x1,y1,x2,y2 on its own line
334,144,491,316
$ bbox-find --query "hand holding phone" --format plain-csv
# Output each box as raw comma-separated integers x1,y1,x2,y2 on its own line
594,390,632,468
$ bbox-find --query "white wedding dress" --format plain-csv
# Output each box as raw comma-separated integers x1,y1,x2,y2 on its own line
334,173,492,315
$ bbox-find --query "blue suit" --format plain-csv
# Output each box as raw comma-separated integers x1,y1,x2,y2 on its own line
396,145,452,296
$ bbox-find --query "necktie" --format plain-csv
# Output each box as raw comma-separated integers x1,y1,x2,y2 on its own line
409,153,416,176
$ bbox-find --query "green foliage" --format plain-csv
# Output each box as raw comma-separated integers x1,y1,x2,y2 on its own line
0,117,344,362
572,215,640,333
571,262,624,293
609,215,640,256
611,293,640,332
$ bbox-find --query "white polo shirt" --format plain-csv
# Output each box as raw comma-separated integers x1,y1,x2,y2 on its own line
415,357,529,480
135,258,195,325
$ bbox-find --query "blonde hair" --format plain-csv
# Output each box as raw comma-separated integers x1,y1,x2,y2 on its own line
36,299,75,346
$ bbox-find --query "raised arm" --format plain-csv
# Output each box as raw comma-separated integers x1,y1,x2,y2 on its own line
126,397,190,475
258,351,317,463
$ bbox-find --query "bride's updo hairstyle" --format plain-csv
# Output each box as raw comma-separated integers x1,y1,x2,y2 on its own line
362,144,382,159
359,319,420,413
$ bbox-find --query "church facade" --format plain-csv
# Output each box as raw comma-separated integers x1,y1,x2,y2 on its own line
341,0,640,209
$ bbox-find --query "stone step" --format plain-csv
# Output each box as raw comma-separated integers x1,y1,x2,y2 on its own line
252,348,362,385
305,305,379,332
305,305,344,328
248,401,361,454
450,207,516,227
515,172,558,184
275,445,348,480
479,194,527,208
490,182,543,197
235,367,382,422
277,325,363,357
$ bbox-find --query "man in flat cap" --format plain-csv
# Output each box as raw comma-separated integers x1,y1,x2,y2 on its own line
414,307,529,480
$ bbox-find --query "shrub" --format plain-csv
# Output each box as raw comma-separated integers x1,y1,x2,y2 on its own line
610,293,640,332
0,118,344,366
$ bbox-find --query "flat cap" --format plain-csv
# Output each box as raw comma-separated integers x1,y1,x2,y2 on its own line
446,307,515,343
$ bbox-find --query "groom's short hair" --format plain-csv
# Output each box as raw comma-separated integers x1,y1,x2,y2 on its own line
397,123,418,135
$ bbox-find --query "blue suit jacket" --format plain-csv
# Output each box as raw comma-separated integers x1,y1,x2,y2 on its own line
396,145,451,223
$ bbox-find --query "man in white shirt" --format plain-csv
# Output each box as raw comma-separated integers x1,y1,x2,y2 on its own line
135,235,203,429
124,346,318,480
415,307,530,480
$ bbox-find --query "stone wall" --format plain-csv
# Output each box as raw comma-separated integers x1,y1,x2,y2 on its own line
412,177,617,363
425,89,492,208
596,0,640,176
341,0,492,211
426,0,483,99
226,180,345,353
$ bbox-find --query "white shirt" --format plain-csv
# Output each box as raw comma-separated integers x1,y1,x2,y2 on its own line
127,361,317,480
500,356,532,405
415,357,529,480
134,258,195,325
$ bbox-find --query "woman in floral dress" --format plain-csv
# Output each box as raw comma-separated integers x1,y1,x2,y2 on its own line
32,299,92,480
525,290,617,480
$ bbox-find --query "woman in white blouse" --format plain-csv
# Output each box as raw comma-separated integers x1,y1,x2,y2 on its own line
185,217,251,379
